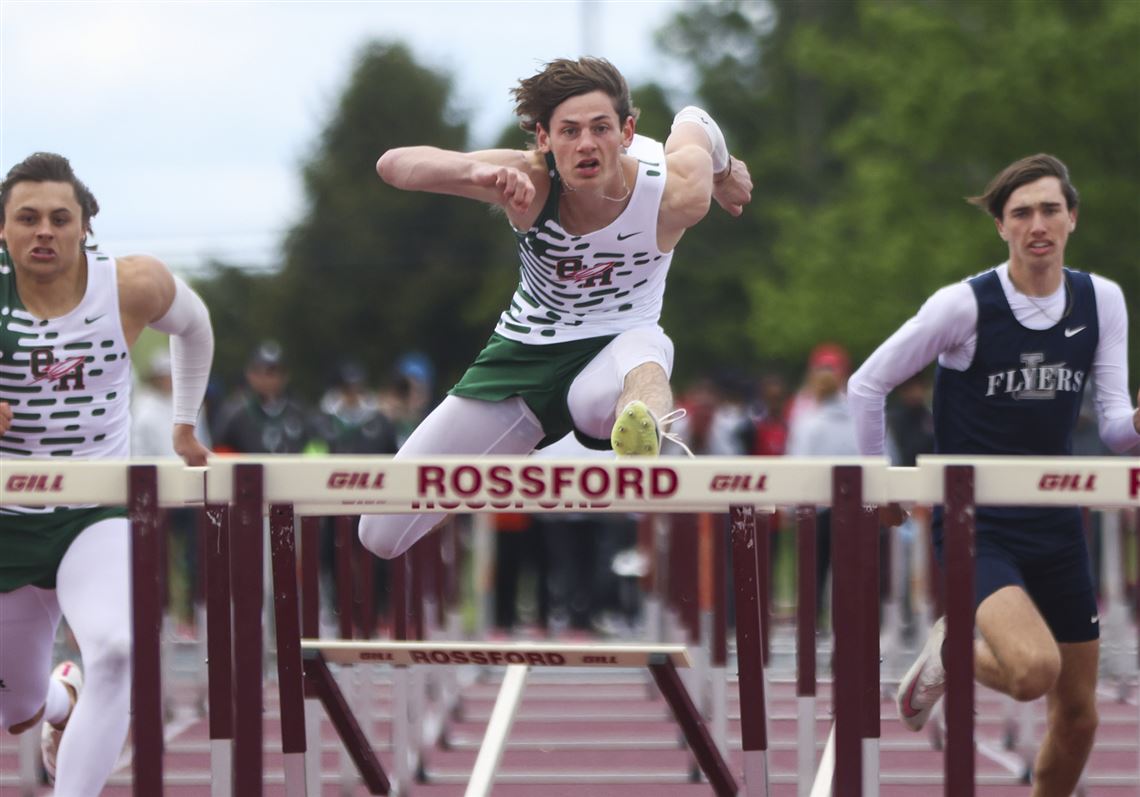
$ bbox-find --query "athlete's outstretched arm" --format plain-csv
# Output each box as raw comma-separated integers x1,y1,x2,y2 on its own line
662,107,752,225
847,283,978,456
376,147,545,218
118,255,214,466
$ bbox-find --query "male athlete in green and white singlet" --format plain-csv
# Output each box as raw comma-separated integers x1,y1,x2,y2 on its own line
360,57,753,560
0,152,213,794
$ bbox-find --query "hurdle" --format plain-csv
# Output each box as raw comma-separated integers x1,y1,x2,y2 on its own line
3,454,1137,795
196,455,897,796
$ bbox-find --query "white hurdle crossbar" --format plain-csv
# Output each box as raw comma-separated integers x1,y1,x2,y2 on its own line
2,455,1136,797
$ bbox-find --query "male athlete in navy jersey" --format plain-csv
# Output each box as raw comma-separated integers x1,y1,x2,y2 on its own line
848,154,1140,796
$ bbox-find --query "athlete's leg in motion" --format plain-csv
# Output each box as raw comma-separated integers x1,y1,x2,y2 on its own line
358,396,545,559
0,586,65,734
567,326,675,456
616,363,673,422
1022,640,1098,796
51,518,132,797
974,586,1061,701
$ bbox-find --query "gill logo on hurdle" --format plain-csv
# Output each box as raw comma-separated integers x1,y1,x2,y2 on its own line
1131,466,1140,499
4,473,65,492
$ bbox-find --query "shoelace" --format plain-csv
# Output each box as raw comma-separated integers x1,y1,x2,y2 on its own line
655,408,694,457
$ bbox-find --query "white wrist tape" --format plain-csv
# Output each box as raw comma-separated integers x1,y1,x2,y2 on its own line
672,106,729,174
150,274,214,427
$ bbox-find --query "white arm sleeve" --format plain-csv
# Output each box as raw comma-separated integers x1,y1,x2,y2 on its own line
1090,275,1140,453
671,106,729,174
847,283,978,455
149,275,213,427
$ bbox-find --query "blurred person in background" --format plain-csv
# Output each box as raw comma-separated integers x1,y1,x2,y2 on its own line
213,341,318,455
786,343,858,627
317,362,399,626
376,353,436,448
132,351,211,633
319,361,398,456
750,372,790,456
661,375,754,456
884,372,935,641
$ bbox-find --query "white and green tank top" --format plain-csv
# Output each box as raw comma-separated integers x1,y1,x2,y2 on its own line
496,134,673,344
0,250,132,486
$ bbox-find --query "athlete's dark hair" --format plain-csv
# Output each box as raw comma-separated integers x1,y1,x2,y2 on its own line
511,57,639,137
0,152,100,234
967,154,1078,219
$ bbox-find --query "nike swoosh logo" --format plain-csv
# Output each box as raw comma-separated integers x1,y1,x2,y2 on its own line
900,661,926,718
84,314,105,324
1064,326,1086,337
616,231,641,241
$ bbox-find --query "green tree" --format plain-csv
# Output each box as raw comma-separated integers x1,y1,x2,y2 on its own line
273,42,502,397
661,0,1139,383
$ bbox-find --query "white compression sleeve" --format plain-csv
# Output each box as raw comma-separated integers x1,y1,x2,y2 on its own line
148,274,214,426
671,106,729,174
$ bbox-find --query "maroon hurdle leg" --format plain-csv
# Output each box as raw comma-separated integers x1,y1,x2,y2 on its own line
269,503,307,793
300,517,321,652
711,515,729,754
732,504,770,794
390,552,414,792
303,651,391,794
831,465,864,797
944,465,976,797
859,505,881,792
129,465,163,796
299,516,322,795
796,506,818,790
335,516,355,640
672,514,701,645
757,512,772,666
204,503,234,794
231,464,264,796
649,657,738,796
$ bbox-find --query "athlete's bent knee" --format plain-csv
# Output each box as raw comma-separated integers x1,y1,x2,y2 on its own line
87,633,132,685
1008,652,1061,702
359,514,433,560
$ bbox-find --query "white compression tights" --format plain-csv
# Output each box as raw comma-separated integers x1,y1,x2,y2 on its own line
358,325,675,560
0,517,132,796
359,395,546,558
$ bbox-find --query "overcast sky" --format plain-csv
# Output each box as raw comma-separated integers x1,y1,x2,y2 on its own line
0,0,693,274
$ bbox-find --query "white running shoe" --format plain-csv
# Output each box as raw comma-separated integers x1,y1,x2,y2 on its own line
611,401,691,457
41,660,83,783
896,616,946,732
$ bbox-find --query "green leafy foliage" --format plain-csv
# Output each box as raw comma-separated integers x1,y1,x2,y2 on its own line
663,0,1138,384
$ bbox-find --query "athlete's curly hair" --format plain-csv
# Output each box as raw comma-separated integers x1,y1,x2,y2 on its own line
511,57,639,138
